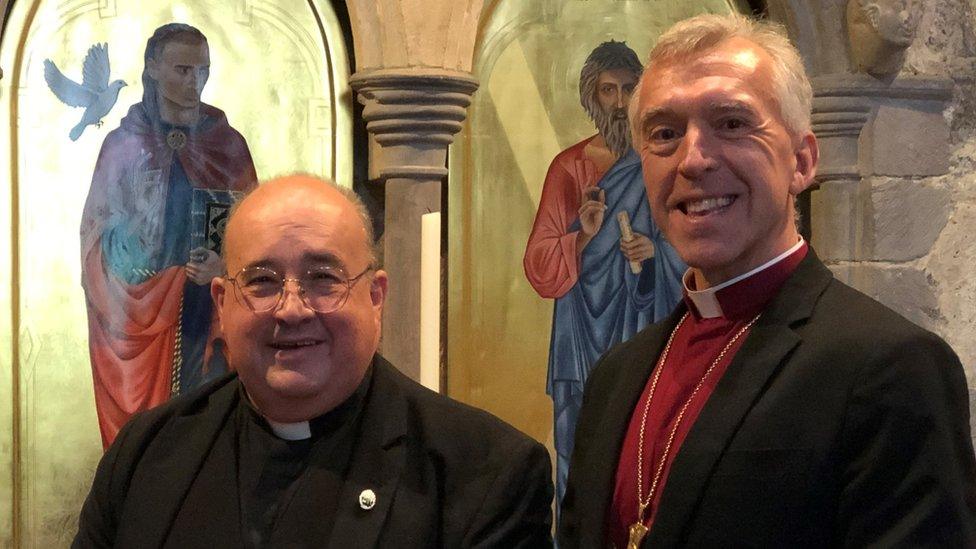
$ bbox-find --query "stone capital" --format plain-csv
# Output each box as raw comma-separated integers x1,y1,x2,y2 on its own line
812,73,953,182
350,68,478,181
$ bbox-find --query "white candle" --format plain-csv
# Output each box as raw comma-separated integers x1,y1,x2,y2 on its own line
419,212,441,392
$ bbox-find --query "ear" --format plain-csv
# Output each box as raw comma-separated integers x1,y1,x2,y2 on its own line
210,277,227,331
147,58,159,80
370,269,389,314
790,131,819,196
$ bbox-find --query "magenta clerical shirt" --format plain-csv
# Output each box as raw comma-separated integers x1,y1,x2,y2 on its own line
607,240,808,547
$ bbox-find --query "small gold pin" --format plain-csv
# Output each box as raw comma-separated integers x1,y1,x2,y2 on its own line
359,489,377,510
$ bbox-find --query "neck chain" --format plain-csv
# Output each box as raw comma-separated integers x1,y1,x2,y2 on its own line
627,311,761,549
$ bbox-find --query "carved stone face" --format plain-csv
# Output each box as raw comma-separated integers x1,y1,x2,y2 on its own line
847,0,922,75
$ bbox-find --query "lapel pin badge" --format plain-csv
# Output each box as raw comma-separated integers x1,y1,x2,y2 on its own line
359,489,377,510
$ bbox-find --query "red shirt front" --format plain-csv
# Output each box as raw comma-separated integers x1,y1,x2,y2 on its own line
607,242,808,547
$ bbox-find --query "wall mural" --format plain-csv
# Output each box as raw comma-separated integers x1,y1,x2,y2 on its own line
51,24,259,448
447,0,746,513
522,40,685,507
0,1,351,544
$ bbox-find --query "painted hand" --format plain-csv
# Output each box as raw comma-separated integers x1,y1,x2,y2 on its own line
185,247,223,285
620,232,655,262
578,186,606,237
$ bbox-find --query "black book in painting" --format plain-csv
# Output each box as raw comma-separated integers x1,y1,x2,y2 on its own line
191,188,245,255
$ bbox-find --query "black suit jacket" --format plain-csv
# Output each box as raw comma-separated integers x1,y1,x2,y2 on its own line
74,356,553,548
559,249,976,547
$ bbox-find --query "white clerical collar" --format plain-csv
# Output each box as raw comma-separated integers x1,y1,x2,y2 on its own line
241,387,312,440
264,418,312,441
683,238,806,319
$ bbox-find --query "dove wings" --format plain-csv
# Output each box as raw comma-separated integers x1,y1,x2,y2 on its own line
44,43,111,107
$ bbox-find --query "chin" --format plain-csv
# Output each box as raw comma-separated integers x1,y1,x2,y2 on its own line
264,368,329,399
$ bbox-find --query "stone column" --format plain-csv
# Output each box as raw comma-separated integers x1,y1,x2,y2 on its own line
809,74,874,259
344,0,485,382
810,72,954,330
349,70,477,381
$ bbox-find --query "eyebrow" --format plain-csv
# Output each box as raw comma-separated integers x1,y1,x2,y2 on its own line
241,252,344,272
303,252,344,269
707,100,757,116
639,100,758,128
638,107,673,133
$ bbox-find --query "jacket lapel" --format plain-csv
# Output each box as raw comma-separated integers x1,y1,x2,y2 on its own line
575,307,685,547
647,250,833,546
327,357,407,549
115,378,240,548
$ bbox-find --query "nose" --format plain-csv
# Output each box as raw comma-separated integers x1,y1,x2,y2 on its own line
187,70,204,92
616,90,627,110
676,125,719,180
273,279,315,322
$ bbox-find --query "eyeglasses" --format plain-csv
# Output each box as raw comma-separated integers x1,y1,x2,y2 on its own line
226,265,374,314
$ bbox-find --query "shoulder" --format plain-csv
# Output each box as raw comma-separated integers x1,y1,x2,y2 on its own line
585,314,671,393
110,374,238,458
548,136,596,171
200,104,246,139
806,277,954,359
371,358,553,545
374,358,545,461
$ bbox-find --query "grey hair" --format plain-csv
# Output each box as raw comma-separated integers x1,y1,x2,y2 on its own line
629,13,812,144
322,178,378,266
579,40,643,122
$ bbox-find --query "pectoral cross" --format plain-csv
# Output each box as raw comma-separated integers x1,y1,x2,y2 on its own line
627,521,648,549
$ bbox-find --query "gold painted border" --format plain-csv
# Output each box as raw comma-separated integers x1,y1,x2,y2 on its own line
8,1,42,543
307,0,338,180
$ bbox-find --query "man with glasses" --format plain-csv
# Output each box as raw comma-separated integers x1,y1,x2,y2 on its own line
74,174,553,548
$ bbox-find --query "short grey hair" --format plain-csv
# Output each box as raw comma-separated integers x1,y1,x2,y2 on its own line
629,13,812,143
322,178,378,266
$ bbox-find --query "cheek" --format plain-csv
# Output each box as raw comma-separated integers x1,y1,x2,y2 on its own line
640,159,670,204
221,310,260,347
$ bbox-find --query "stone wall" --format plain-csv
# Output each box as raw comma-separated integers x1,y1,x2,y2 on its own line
814,0,976,431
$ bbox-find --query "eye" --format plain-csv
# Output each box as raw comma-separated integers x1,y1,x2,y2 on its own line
242,273,278,287
718,116,751,133
724,119,743,129
307,270,342,283
649,127,679,142
238,269,282,297
305,269,345,295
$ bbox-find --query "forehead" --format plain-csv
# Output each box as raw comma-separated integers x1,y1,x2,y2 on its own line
226,190,368,271
158,41,209,64
640,38,776,110
597,68,638,86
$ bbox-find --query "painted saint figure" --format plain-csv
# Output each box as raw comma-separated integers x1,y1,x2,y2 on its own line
523,41,685,507
80,23,258,448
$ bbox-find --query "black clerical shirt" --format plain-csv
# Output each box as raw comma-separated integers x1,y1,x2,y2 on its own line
235,369,371,548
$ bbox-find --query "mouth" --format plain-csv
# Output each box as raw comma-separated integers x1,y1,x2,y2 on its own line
271,339,324,352
678,195,736,217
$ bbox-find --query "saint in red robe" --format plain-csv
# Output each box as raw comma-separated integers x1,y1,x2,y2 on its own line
80,102,257,447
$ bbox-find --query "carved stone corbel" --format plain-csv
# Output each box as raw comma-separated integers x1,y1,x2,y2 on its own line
846,0,922,77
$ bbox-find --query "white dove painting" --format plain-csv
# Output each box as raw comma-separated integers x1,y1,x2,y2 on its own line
43,43,127,141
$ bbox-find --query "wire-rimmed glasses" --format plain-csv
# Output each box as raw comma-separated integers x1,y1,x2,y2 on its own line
226,264,374,314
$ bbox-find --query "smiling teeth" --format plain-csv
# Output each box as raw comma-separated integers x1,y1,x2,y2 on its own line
275,340,317,349
686,196,733,214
